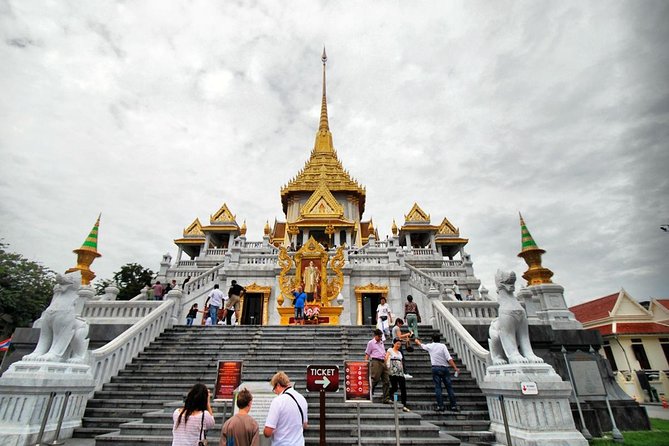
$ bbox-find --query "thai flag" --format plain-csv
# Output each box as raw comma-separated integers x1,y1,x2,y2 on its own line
0,337,11,351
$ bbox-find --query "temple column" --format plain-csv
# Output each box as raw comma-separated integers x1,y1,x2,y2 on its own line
203,234,211,253
346,231,352,247
405,233,412,248
176,246,184,262
334,231,341,247
430,234,437,252
302,229,310,245
228,232,235,247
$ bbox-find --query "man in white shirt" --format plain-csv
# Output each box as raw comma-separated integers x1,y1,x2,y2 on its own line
452,280,462,301
416,333,460,412
264,371,308,446
204,284,224,325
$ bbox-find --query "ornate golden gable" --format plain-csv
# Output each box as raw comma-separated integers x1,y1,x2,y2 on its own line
405,203,430,223
300,183,344,218
183,218,205,237
437,217,459,236
210,203,236,223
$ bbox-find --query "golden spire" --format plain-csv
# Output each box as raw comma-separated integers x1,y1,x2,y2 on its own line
319,47,329,132
66,214,102,285
240,220,247,236
517,213,553,286
264,220,271,235
391,219,398,236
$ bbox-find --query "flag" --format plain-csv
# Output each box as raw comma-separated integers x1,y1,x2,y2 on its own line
0,337,11,351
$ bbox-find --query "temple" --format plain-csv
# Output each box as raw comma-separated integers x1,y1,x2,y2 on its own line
158,50,483,326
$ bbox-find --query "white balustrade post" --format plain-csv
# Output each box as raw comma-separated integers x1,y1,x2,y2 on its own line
165,289,183,327
76,286,95,316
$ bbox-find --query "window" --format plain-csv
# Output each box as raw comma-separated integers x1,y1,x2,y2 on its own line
631,338,651,369
603,341,618,371
660,338,669,367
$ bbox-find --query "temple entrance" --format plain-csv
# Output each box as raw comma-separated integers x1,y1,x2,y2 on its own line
362,293,381,326
241,293,263,325
354,283,389,326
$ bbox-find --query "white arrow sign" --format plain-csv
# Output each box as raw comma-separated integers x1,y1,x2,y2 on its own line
315,376,331,388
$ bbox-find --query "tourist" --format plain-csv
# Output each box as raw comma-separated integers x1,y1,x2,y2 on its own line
221,388,259,446
364,328,391,404
185,304,200,326
391,319,413,378
415,334,460,412
465,289,474,301
264,371,308,445
452,280,462,301
164,281,173,295
376,297,392,338
403,294,421,340
171,279,179,291
204,284,224,325
223,280,245,325
182,276,191,290
172,383,214,446
292,286,307,325
386,337,411,412
152,281,164,301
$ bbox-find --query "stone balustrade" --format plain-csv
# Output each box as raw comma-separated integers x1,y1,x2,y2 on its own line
410,248,435,256
406,264,448,294
442,301,499,323
89,299,174,391
441,259,463,267
421,268,465,278
81,301,163,322
431,299,490,384
184,264,224,295
348,254,391,265
206,248,228,256
240,255,278,265
177,260,197,267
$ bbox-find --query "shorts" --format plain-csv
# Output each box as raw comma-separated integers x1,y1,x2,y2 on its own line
295,307,304,320
226,294,241,312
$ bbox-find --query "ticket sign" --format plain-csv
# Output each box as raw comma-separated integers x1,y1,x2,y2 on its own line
306,365,340,392
214,360,243,400
344,360,372,402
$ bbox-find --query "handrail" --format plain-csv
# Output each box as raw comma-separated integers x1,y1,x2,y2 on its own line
81,301,162,320
184,263,225,295
441,301,499,321
431,299,489,384
406,263,448,295
89,299,174,390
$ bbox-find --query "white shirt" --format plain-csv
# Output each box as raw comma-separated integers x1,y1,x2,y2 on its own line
420,342,453,367
376,303,391,318
207,289,224,307
265,388,308,446
453,284,460,294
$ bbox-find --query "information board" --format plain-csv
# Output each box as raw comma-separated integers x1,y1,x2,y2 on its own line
214,360,243,400
344,360,372,402
570,360,606,397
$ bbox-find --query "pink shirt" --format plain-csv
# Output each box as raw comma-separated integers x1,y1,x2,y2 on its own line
172,409,215,446
365,338,386,360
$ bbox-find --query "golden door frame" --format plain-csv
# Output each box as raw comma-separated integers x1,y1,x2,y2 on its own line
354,283,389,325
239,282,271,325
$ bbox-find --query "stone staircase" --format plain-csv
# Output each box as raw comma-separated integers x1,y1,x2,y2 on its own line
74,325,495,445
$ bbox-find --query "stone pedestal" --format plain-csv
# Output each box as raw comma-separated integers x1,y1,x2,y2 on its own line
0,361,95,446
480,364,587,446
517,284,582,330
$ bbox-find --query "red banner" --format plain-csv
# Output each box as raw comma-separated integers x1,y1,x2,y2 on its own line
214,360,243,400
344,360,372,402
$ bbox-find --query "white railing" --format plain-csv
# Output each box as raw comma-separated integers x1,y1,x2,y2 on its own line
184,263,225,296
442,260,463,267
177,260,197,267
442,301,499,322
431,299,490,384
206,248,228,256
89,299,174,390
81,301,163,321
349,254,390,265
421,269,464,279
410,248,435,256
244,241,264,248
406,264,448,295
241,255,278,265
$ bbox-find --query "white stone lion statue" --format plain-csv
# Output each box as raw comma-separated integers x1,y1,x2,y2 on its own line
488,270,543,365
23,271,90,364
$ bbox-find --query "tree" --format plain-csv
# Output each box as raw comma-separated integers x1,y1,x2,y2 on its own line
0,242,56,337
96,263,155,301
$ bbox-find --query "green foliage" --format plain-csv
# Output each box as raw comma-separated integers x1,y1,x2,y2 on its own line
590,418,669,445
95,263,154,301
0,242,56,337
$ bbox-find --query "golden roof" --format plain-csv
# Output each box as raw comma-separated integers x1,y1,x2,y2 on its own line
210,203,237,224
404,203,431,223
280,50,366,215
300,182,345,218
436,217,459,237
183,218,205,238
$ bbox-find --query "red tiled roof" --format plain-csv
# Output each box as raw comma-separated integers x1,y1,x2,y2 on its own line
569,292,619,323
586,322,669,336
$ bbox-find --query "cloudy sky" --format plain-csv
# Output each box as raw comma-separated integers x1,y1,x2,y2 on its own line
1,1,667,306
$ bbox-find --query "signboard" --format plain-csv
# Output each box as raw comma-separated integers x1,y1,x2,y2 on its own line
232,381,276,430
344,360,372,402
214,360,243,400
306,365,340,392
570,360,606,397
521,381,538,395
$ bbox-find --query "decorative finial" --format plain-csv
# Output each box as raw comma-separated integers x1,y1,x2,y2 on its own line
322,47,327,64
391,219,398,236
240,220,247,236
517,213,553,286
264,220,271,235
319,47,330,133
66,214,103,285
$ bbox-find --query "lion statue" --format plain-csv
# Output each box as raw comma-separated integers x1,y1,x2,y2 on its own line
23,271,90,364
488,270,543,365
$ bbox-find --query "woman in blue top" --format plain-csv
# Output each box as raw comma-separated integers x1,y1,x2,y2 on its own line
292,286,307,325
